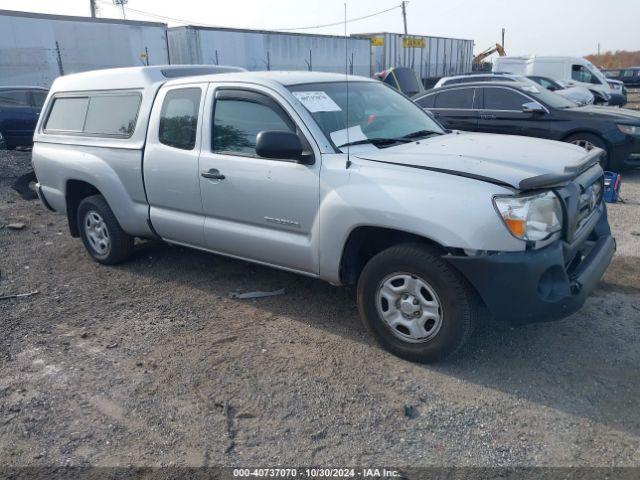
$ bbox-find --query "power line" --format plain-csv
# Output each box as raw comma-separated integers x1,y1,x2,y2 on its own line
97,0,402,32
276,4,403,31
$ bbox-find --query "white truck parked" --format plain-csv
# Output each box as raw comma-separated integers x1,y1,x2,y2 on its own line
493,56,627,106
32,66,615,363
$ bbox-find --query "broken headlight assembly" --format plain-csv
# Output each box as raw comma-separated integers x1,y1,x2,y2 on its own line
493,191,563,243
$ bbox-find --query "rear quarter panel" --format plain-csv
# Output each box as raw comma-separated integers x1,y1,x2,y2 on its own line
32,142,152,237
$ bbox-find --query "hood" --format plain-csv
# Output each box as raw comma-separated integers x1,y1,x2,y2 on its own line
568,105,640,123
353,132,601,190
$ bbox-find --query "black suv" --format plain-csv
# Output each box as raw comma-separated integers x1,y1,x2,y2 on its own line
0,86,48,150
415,81,640,170
604,67,640,88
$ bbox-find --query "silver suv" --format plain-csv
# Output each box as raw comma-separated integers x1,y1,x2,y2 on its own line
32,66,615,363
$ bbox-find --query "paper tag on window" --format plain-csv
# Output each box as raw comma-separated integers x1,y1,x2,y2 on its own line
292,91,341,112
330,125,378,153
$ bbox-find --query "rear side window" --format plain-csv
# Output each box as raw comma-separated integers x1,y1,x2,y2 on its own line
46,97,89,132
434,89,474,109
416,94,435,108
45,93,141,136
213,97,295,156
31,91,47,108
159,88,202,150
0,90,29,107
483,87,528,111
84,95,141,136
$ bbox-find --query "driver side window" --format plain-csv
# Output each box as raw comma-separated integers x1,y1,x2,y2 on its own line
572,65,601,85
212,92,296,156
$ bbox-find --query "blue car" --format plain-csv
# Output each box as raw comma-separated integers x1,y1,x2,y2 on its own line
0,86,48,150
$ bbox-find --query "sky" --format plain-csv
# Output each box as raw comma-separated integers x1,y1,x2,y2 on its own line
0,0,639,57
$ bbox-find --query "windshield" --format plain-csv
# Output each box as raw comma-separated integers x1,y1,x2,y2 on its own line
524,85,578,109
288,81,444,152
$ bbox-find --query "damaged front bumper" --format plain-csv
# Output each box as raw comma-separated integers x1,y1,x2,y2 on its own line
446,206,615,325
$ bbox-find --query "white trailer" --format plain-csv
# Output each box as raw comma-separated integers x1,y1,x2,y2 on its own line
0,9,169,88
352,32,474,83
167,26,371,77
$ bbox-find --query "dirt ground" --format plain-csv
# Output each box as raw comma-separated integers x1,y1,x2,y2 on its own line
1,149,639,470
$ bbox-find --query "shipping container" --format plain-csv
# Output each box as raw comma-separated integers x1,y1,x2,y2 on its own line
0,9,169,87
168,26,371,77
352,32,474,82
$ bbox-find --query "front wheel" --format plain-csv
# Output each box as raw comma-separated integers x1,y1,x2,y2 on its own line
565,133,609,169
77,195,133,265
357,243,479,363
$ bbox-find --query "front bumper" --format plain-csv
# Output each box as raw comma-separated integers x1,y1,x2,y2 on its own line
608,92,628,107
446,208,615,325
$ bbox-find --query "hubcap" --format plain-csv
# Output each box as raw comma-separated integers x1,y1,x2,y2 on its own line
84,211,111,256
376,273,443,344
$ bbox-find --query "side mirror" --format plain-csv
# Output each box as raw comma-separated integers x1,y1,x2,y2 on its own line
522,102,546,114
256,130,307,163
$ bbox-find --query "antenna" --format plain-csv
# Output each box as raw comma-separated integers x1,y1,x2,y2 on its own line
344,2,351,169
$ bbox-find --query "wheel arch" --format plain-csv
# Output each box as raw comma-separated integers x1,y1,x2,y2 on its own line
561,129,611,150
339,225,447,286
65,179,103,237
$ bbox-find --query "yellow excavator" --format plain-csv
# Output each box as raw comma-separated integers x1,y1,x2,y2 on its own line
473,43,507,65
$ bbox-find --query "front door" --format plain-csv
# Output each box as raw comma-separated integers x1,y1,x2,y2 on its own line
477,86,549,138
198,86,321,275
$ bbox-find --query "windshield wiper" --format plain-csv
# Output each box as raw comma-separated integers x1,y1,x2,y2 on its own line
401,130,443,140
337,137,413,149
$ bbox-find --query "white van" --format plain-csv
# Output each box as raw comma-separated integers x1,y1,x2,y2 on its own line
494,56,626,106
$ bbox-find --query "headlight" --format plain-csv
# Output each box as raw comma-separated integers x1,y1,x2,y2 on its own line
618,124,640,136
493,191,563,242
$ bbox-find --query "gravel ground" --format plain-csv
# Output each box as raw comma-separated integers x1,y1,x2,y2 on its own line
1,150,639,469
627,88,640,111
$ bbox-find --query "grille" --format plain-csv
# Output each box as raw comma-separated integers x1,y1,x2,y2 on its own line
575,176,604,234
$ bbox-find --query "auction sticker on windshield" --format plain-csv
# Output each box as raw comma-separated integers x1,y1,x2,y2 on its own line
292,91,341,112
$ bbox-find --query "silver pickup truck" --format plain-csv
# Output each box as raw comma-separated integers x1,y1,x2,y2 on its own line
32,66,615,363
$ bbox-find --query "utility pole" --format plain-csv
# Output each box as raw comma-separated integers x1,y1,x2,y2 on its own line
501,28,505,48
598,43,601,56
401,1,408,35
89,0,97,18
113,0,128,20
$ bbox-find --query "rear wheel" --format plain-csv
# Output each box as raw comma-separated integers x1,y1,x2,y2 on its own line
77,195,133,265
357,243,479,363
565,133,609,169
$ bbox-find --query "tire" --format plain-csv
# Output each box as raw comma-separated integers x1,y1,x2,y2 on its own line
565,133,609,169
357,243,479,363
77,195,133,265
12,171,38,201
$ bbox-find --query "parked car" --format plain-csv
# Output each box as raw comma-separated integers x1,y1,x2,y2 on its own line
493,56,627,106
434,73,594,106
0,86,48,149
33,66,614,363
526,75,594,106
415,81,640,170
374,67,425,97
604,67,640,88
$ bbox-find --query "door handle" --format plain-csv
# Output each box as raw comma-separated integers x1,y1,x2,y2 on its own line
481,114,496,120
201,169,225,180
